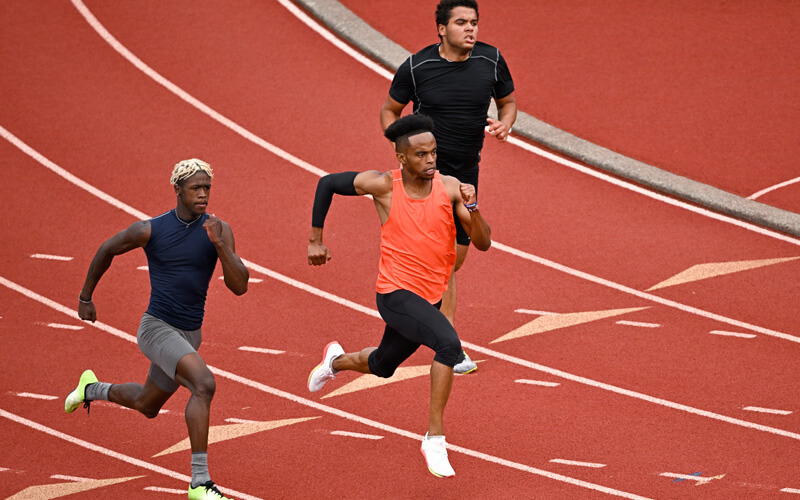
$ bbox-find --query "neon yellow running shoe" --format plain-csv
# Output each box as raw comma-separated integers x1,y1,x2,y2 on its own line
64,369,98,413
188,481,231,499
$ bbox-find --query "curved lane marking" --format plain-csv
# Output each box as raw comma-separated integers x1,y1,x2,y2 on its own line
748,176,800,200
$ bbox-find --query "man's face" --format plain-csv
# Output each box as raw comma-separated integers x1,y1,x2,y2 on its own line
400,132,438,179
175,171,211,216
438,6,478,51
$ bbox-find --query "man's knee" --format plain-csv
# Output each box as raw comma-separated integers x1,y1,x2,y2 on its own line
140,405,161,419
433,334,462,367
367,351,397,379
192,372,216,401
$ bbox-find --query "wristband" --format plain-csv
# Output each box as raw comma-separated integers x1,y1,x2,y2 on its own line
464,201,479,213
79,296,93,304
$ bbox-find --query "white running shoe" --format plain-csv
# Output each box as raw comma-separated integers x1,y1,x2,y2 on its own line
420,433,455,478
307,341,344,392
453,351,477,374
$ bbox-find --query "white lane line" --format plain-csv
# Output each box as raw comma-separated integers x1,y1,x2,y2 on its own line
615,321,661,328
659,472,712,484
71,0,326,179
238,346,285,355
516,380,561,387
15,392,58,400
0,278,650,499
550,459,606,468
781,487,800,494
743,406,792,416
30,253,73,261
225,418,261,424
0,127,148,220
748,176,800,200
51,474,94,482
507,136,800,247
515,309,559,315
59,3,800,340
137,266,148,270
0,409,262,500
273,0,800,248
144,486,185,495
331,430,384,440
45,322,84,330
274,0,394,80
710,330,757,339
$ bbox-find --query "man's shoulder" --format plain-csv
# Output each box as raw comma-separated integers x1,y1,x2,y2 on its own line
471,41,501,59
408,43,441,63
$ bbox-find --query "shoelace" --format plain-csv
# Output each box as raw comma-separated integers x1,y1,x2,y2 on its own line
82,400,92,414
201,482,226,499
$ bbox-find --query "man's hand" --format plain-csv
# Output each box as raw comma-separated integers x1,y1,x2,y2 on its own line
203,215,223,244
486,118,511,142
460,183,477,206
308,240,331,266
78,300,97,322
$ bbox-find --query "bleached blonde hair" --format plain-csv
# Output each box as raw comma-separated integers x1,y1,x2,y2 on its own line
170,158,213,185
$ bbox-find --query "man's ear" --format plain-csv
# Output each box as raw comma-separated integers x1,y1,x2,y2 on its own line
395,152,407,166
173,183,181,195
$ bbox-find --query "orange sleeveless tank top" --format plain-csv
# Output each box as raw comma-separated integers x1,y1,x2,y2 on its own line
376,169,457,303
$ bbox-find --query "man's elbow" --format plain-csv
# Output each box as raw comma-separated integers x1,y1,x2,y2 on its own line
474,240,491,252
227,274,249,295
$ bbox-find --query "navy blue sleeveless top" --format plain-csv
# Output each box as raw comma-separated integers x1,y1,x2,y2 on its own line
144,210,218,330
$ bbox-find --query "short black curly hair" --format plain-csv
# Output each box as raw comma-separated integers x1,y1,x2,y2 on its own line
384,114,435,152
435,0,479,32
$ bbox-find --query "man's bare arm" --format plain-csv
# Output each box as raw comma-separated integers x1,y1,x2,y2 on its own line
486,93,518,143
204,217,248,295
308,170,391,266
380,96,407,132
443,176,491,251
78,220,151,322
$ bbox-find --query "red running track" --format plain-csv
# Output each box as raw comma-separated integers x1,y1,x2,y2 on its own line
2,1,800,499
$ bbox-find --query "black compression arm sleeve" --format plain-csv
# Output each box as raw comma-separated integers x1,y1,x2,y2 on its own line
311,171,359,228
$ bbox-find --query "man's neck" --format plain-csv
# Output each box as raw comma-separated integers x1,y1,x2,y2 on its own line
401,170,433,199
175,204,200,222
439,43,470,62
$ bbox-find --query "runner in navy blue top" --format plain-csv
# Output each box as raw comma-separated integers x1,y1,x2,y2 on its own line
69,159,249,500
380,0,517,374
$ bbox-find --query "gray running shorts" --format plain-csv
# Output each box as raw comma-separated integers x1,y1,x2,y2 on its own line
137,313,202,393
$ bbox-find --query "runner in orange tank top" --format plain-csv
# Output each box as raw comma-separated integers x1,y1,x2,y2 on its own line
305,114,491,478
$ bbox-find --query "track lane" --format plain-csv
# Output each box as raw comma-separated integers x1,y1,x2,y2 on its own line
3,1,800,498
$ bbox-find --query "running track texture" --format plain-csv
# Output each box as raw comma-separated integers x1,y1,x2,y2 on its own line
2,2,800,499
